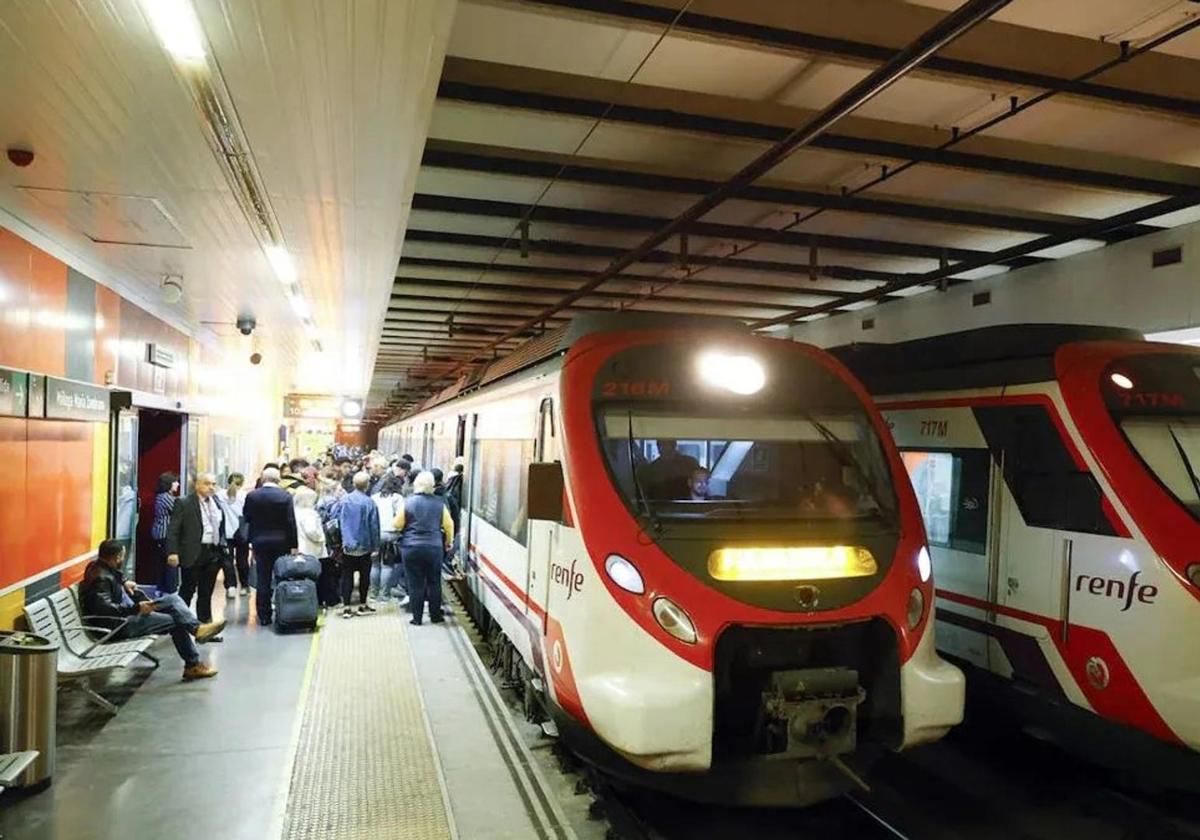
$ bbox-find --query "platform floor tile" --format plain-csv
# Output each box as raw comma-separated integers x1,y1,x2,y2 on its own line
282,611,453,840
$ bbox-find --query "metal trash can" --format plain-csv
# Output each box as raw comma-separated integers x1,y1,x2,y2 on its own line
0,630,57,788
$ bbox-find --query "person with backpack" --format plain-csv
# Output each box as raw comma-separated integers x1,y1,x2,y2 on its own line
315,475,343,608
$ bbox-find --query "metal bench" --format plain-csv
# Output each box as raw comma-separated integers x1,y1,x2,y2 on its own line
47,586,159,667
22,599,144,715
0,751,38,794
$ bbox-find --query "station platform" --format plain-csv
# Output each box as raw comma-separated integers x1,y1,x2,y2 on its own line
0,587,584,840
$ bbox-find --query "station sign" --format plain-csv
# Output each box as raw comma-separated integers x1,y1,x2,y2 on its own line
146,342,175,368
284,393,341,420
0,368,29,418
44,377,111,422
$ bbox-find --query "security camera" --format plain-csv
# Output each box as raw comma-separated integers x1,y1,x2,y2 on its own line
236,315,257,336
249,352,263,366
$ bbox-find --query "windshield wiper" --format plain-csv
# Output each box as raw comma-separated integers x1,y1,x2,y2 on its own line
627,410,662,533
803,412,896,524
1167,425,1200,505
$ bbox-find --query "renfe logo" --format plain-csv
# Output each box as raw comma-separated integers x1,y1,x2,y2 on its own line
551,559,584,599
1076,571,1158,611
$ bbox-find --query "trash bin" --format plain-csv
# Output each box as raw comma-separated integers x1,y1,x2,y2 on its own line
0,630,57,788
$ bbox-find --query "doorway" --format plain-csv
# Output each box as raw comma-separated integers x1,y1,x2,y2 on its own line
133,409,185,583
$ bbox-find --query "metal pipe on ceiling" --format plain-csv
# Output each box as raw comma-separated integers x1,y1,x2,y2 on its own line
385,0,1012,411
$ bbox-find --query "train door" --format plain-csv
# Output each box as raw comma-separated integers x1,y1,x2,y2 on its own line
526,397,558,628
132,407,186,584
109,407,139,577
463,413,480,567
974,403,1114,689
889,406,998,670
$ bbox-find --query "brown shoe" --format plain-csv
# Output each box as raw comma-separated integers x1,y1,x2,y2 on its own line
182,663,218,681
195,620,227,642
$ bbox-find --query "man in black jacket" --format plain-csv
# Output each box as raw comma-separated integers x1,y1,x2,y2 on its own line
242,466,299,625
167,472,227,623
81,540,223,680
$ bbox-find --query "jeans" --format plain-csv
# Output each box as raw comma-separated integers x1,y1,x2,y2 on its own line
179,546,221,623
253,545,285,623
341,553,372,606
403,545,443,623
114,593,201,667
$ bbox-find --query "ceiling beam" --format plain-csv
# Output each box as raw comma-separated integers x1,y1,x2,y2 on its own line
438,57,1200,196
404,228,904,283
410,192,1043,267
420,140,1160,242
517,0,1200,121
394,274,853,310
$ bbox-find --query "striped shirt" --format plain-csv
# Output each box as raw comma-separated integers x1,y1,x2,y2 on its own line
150,492,175,540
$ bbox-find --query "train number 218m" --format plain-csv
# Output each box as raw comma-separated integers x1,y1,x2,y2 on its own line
601,380,670,397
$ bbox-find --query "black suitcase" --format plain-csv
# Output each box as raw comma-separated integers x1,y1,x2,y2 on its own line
274,578,318,632
276,553,321,582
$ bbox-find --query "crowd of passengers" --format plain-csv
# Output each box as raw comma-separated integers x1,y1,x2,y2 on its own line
79,448,465,682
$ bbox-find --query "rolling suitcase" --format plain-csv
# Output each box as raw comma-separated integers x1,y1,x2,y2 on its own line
274,578,318,633
276,553,321,582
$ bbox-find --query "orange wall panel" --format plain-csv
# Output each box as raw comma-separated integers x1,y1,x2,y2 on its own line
28,249,67,377
24,421,93,584
0,418,29,591
0,228,33,372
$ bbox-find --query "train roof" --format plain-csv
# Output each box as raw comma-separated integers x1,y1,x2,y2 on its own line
398,312,749,420
830,323,1144,395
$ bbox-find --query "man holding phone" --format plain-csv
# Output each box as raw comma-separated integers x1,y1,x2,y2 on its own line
81,540,224,681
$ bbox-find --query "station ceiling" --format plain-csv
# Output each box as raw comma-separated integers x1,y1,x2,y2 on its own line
371,0,1200,418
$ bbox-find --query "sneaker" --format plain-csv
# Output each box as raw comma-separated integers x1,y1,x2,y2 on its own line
240,587,250,595
341,607,355,619
357,603,376,615
226,587,237,599
398,595,411,608
195,620,227,642
182,663,218,681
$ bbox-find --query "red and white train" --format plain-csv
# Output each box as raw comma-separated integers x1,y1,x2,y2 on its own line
381,314,964,806
835,324,1200,789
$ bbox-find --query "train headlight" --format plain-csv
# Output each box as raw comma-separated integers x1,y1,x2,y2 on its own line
697,350,765,395
652,597,697,644
708,546,877,581
605,554,645,594
917,546,932,583
906,587,925,630
1187,564,1200,589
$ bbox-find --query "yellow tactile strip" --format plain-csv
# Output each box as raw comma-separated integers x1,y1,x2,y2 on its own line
282,611,453,840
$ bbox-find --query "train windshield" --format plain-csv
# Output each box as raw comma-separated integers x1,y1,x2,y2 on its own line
1121,418,1200,517
599,410,896,521
1103,353,1200,519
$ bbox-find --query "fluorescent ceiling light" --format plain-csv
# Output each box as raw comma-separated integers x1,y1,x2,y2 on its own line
1027,239,1106,260
265,245,298,286
288,293,311,319
141,0,207,62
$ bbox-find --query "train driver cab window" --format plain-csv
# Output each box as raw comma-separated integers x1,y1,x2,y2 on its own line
900,450,989,554
973,404,1116,536
600,411,896,522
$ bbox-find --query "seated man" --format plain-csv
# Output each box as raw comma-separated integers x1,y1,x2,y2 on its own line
80,539,224,681
688,468,719,501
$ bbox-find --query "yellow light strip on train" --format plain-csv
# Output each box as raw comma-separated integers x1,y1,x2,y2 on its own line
708,546,877,582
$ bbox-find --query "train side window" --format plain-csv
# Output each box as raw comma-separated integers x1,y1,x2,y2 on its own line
973,404,1116,536
901,450,989,555
471,438,535,545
